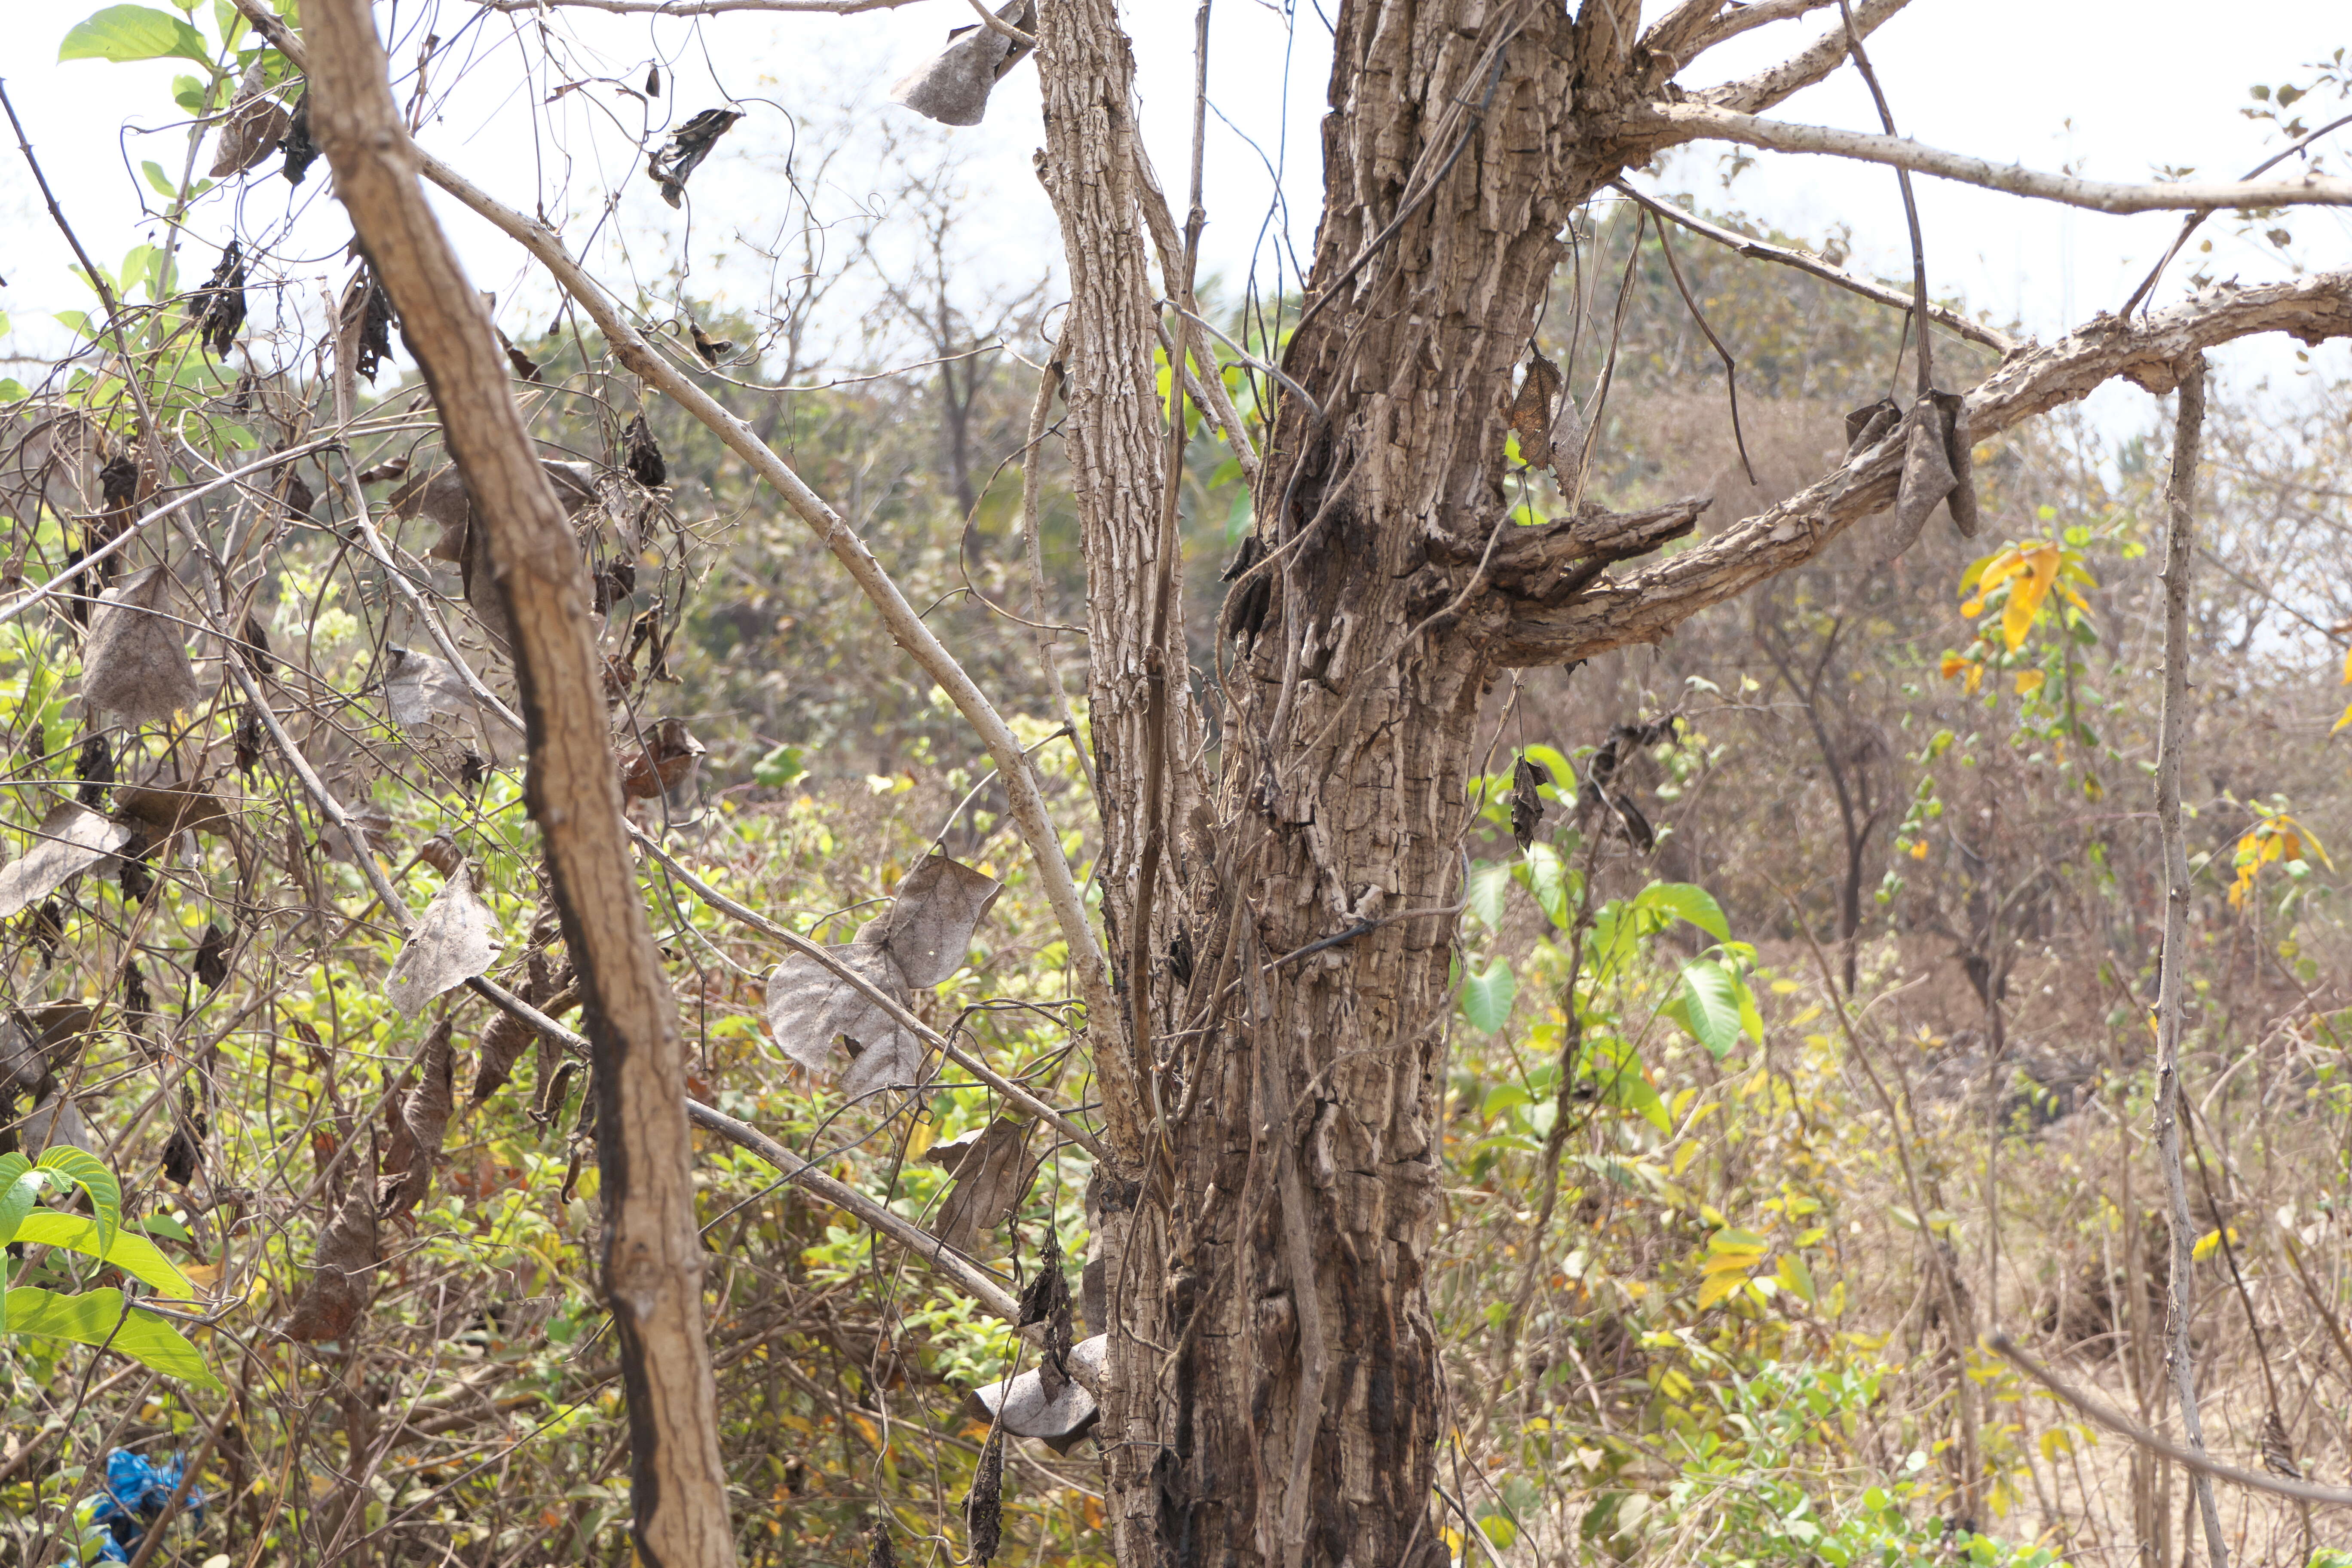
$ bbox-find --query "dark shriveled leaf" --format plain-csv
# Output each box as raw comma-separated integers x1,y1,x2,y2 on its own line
646,109,744,208
193,922,231,989
81,565,202,725
623,411,666,489
114,777,234,841
194,240,247,358
279,89,319,185
1510,755,1551,854
965,1426,1004,1564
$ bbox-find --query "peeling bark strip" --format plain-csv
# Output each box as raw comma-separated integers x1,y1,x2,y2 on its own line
300,5,736,1565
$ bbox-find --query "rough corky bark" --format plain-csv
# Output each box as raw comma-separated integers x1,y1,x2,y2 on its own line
301,3,736,1563
1029,2,2352,1565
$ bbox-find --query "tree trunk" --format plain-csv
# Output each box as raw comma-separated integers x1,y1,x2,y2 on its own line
303,6,737,1564
1040,3,1603,1562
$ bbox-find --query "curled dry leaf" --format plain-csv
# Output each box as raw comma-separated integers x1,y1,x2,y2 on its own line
378,1019,455,1223
280,88,318,184
965,1426,1004,1565
194,240,247,358
888,0,1036,128
21,1096,94,1155
386,865,502,1017
646,108,745,207
1507,348,1566,478
965,1333,1105,1455
926,1117,1037,1255
1875,389,1976,562
321,805,394,867
343,265,397,383
764,853,1001,1103
208,61,291,178
688,322,735,367
380,645,521,753
193,922,231,989
622,412,666,489
81,565,202,726
865,1516,899,1568
0,802,132,919
282,1181,380,1343
1510,755,1551,854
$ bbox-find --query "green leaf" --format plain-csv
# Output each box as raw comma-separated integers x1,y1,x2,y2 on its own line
141,159,180,199
1,1286,221,1388
1466,861,1511,931
11,1212,201,1298
59,6,215,65
1734,971,1764,1045
1461,959,1517,1035
1518,842,1569,929
752,744,806,789
1521,744,1576,805
172,72,209,113
1635,882,1730,943
37,1146,121,1257
1671,960,1743,1060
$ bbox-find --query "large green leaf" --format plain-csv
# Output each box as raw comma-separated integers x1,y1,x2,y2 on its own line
59,5,214,64
11,1211,202,1298
1635,882,1730,943
1466,861,1512,932
36,1146,121,1257
2,1287,221,1389
1460,959,1517,1035
1586,1038,1669,1132
1516,842,1570,929
1670,960,1744,1060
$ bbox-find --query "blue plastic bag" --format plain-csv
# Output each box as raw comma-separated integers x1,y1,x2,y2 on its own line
83,1449,203,1562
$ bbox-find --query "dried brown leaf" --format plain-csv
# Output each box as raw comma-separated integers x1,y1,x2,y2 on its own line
1877,391,1965,564
623,412,666,489
926,1117,1036,1255
386,865,502,1017
378,1019,455,1223
646,109,745,207
282,1182,380,1342
1508,349,1564,474
208,65,291,178
965,1333,1104,1455
863,852,1001,989
81,565,202,725
965,1426,1004,1564
0,802,132,919
619,718,705,802
113,778,233,841
193,922,231,989
279,88,318,185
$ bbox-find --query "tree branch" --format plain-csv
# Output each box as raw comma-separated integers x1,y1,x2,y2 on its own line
1499,270,2352,665
1612,182,2015,352
1696,0,1909,113
1625,102,2352,213
302,4,735,1562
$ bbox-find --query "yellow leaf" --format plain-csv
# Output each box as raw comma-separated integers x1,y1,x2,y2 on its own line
1910,841,1929,860
2015,670,2046,696
1959,596,1985,619
1697,1270,1746,1308
1963,664,1984,696
1940,652,1969,679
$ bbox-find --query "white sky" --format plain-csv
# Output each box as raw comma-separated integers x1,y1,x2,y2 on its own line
4,0,2349,408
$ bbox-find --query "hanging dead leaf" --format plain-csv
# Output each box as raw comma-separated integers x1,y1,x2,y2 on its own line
965,1426,1004,1564
161,1118,202,1185
1940,393,1980,538
280,89,318,185
386,865,502,1016
646,108,745,207
356,454,410,486
866,1516,898,1568
377,1019,455,1223
1510,755,1551,853
194,240,247,358
81,565,202,725
623,411,666,489
233,707,264,778
343,266,397,383
1844,397,1900,456
208,64,292,178
1507,348,1564,475
21,1096,94,1155
926,1117,1037,1254
645,64,661,98
236,611,275,677
0,802,132,919
965,1333,1104,1455
322,806,394,867
282,1182,380,1342
870,854,1001,988
382,645,480,729
889,1,1036,128
418,833,462,877
193,922,231,989
1016,1227,1074,1378
1877,390,1969,564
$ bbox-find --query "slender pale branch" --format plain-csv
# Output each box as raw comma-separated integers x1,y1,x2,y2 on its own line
1503,270,2352,664
466,0,914,13
230,0,1117,1072
1611,181,2016,353
1696,0,1909,112
1627,101,2352,213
